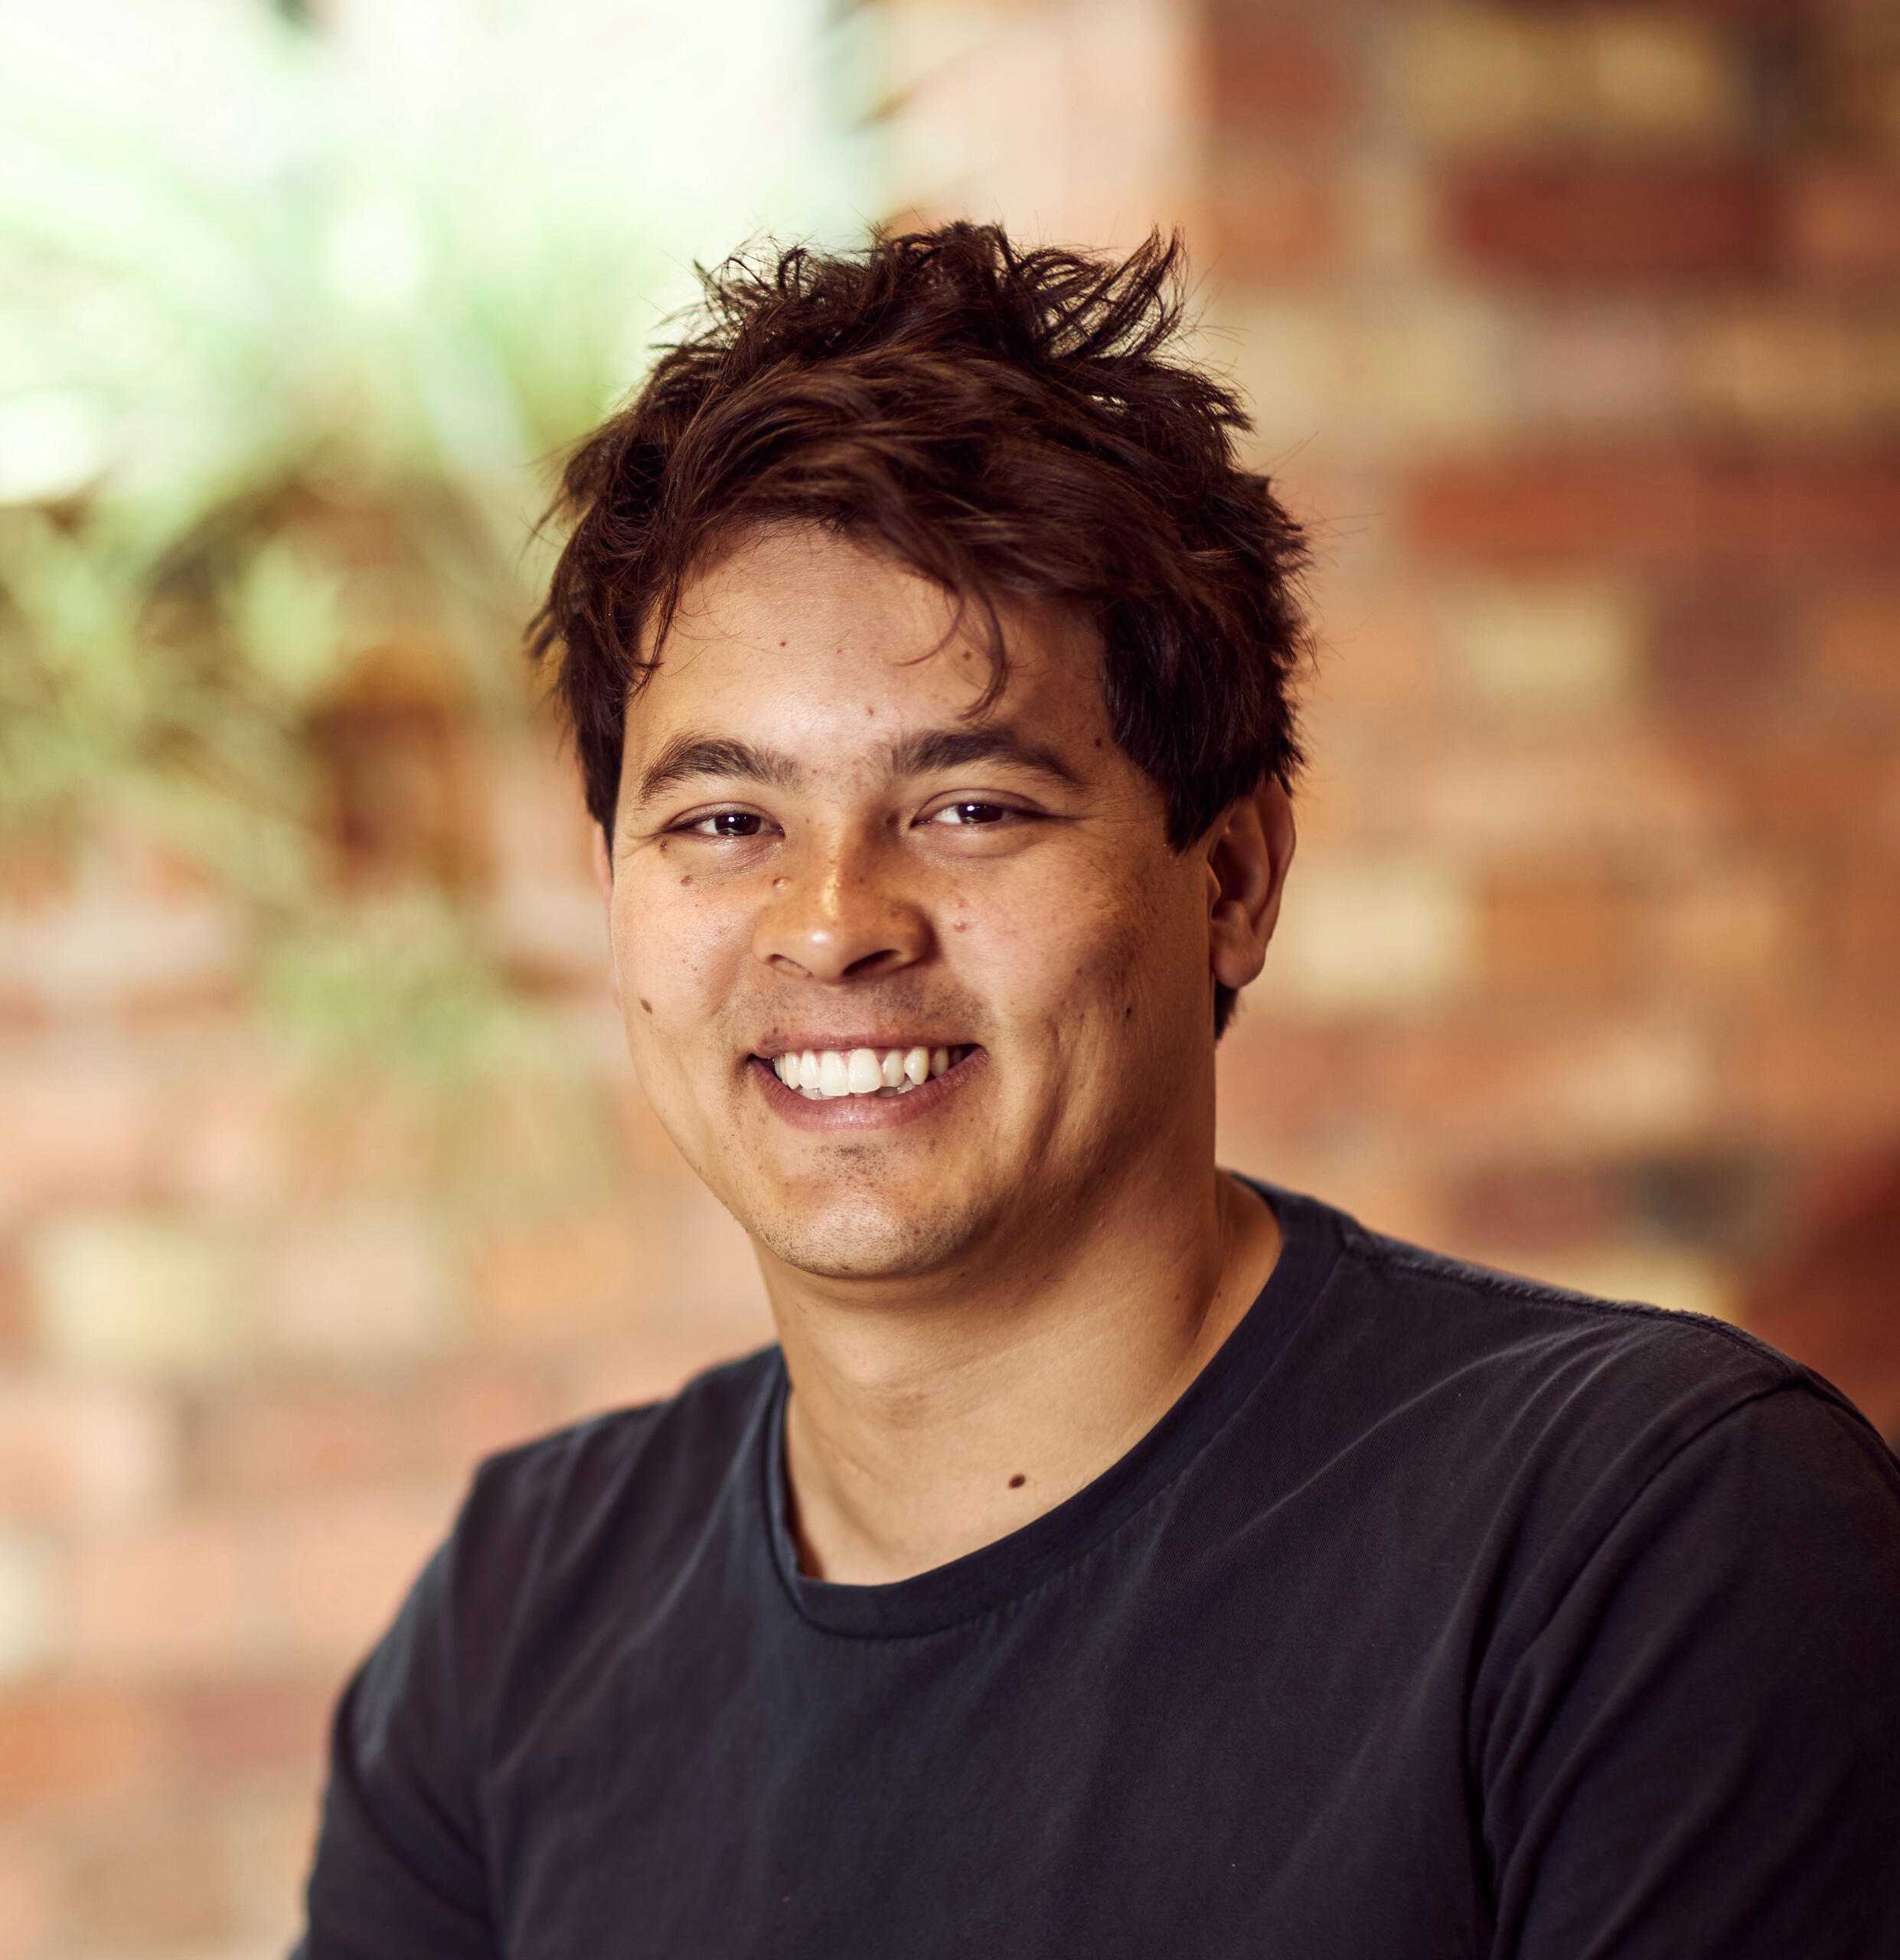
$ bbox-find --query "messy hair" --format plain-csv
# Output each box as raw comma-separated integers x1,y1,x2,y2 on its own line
530,222,1308,1034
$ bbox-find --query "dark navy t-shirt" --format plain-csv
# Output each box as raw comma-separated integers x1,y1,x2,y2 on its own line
299,1187,1900,1957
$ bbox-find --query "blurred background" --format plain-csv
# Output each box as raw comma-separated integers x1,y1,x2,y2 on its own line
1,0,1896,1951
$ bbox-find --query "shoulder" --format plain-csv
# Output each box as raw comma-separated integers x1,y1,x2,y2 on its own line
1275,1194,1900,1651
471,1341,779,1521
331,1346,781,1791
1317,1237,1900,1955
443,1344,781,1615
1267,1187,1895,1550
1323,1198,1837,1428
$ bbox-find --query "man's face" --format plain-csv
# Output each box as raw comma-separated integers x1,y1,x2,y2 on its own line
604,524,1236,1285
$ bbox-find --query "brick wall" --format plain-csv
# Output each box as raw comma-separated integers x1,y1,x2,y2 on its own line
1190,0,1900,1361
0,737,775,1954
2,2,1897,1952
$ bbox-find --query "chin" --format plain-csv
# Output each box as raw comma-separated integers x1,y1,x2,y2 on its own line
745,1179,991,1282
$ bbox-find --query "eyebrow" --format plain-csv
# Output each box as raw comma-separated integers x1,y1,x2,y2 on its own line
635,736,802,805
886,726,1082,788
632,722,1082,808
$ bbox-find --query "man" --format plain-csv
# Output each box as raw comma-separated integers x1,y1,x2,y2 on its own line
299,228,1900,1957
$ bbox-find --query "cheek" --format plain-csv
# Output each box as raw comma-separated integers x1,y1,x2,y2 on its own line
612,875,751,1037
967,845,1195,1040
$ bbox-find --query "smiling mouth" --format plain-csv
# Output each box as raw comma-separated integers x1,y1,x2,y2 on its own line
762,1044,975,1100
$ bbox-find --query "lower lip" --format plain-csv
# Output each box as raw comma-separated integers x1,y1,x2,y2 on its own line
749,1050,985,1130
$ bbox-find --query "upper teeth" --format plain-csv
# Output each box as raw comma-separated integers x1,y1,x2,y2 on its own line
771,1046,955,1099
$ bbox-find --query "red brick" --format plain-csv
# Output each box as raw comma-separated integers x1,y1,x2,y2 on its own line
470,1207,641,1348
68,1515,247,1678
1808,586,1900,707
288,1079,444,1205
0,880,240,1024
0,1687,165,1811
1311,617,1437,710
1209,26,1343,129
1789,166,1900,284
1730,1015,1900,1142
1448,162,1777,283
161,1063,289,1205
1215,1019,1373,1150
1409,452,1900,570
0,1054,158,1228
178,1681,331,1788
65,1812,232,1944
1502,0,1819,23
224,1784,320,1945
1209,152,1335,279
429,1367,560,1464
0,1379,174,1527
0,1832,58,1960
1451,1164,1618,1253
1306,1159,1451,1252
1825,874,1900,988
1387,1014,1715,1155
1648,580,1795,711
1712,730,1900,843
186,1369,553,1498
547,1319,776,1426
0,1250,25,1365
264,1204,455,1362
1478,864,1642,996
1652,866,1794,997
1745,1152,1900,1436
1410,728,1722,857
255,1486,458,1668
1518,308,1678,426
188,1384,405,1495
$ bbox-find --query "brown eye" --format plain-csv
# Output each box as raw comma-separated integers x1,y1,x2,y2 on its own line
932,801,1008,826
700,812,765,838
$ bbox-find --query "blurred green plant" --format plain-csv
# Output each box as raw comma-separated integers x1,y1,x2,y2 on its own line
0,0,855,1074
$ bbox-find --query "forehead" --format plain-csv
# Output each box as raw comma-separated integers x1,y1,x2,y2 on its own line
629,526,1104,745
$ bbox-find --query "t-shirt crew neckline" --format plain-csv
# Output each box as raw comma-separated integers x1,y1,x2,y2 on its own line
761,1180,1343,1639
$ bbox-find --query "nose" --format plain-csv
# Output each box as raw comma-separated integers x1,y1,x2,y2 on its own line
752,829,933,983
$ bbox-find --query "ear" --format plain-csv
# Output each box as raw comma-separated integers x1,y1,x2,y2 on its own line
591,822,622,1010
1205,776,1296,995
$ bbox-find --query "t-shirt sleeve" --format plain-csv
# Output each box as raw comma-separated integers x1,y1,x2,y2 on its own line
1479,1379,1900,1959
294,1524,501,1960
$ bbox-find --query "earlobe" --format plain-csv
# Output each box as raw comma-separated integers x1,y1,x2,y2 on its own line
1206,778,1296,995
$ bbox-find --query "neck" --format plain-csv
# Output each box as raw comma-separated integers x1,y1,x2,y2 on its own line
764,1164,1281,1585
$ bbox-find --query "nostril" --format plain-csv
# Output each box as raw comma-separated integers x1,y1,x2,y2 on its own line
842,947,910,982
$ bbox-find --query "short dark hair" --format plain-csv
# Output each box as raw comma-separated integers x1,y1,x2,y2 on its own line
530,223,1308,1034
